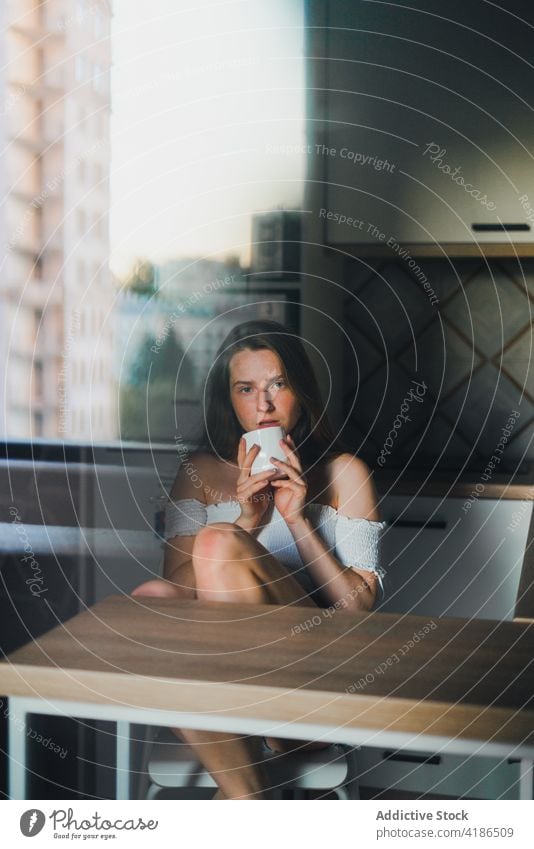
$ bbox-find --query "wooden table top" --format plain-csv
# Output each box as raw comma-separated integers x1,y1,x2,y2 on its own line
1,595,534,749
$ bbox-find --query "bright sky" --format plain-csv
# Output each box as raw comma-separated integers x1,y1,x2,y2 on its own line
110,0,305,276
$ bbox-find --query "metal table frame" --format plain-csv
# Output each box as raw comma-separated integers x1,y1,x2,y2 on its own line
7,696,534,800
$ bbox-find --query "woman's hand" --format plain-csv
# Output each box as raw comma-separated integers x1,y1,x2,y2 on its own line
235,438,277,533
269,435,308,527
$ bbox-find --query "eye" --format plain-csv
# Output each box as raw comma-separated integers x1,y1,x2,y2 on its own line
238,386,252,394
272,380,285,390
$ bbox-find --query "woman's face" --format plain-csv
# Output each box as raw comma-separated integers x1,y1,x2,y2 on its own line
229,348,301,435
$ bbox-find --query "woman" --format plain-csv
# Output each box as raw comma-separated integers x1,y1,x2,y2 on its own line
132,319,386,800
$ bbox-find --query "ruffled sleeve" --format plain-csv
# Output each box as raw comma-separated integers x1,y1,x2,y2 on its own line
164,497,207,540
305,504,388,600
335,514,387,599
334,515,386,571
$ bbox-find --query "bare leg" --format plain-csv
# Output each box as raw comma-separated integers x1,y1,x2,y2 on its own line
171,523,324,797
131,560,196,600
263,736,331,754
132,524,321,798
130,575,273,798
131,579,184,598
172,726,272,800
192,522,317,607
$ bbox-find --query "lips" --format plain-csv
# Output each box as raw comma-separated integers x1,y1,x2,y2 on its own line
258,420,279,428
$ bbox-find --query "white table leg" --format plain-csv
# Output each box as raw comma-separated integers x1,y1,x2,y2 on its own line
518,759,533,799
116,721,131,799
8,698,28,799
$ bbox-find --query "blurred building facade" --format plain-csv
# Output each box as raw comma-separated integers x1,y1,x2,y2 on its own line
0,0,115,440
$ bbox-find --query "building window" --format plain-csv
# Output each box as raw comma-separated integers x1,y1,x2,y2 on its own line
32,254,43,280
33,361,44,399
77,208,86,235
96,213,107,240
93,64,101,92
94,10,103,39
34,309,43,341
33,411,44,436
75,54,85,83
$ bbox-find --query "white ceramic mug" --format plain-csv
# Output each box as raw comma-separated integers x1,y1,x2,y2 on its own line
243,424,286,475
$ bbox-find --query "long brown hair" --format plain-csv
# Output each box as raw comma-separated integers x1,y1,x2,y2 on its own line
196,320,348,468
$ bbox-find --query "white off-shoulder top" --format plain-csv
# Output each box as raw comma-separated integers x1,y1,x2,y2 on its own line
164,497,387,601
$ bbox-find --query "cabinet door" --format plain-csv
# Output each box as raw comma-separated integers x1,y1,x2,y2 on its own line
365,493,531,798
357,747,521,800
379,495,532,619
314,0,534,246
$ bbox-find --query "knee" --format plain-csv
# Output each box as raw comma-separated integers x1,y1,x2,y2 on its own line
131,579,181,598
193,522,244,561
193,523,255,590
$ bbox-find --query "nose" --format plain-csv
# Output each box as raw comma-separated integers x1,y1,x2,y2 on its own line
257,387,275,413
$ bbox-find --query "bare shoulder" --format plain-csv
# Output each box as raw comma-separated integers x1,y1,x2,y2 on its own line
170,451,222,503
329,452,371,478
328,453,381,520
187,451,221,475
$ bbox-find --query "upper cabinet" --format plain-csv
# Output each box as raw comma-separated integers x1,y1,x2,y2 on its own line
306,0,534,254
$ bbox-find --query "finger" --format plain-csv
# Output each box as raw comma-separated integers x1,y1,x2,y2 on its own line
278,438,301,471
238,467,277,485
269,456,302,481
270,474,306,490
243,443,261,470
238,478,272,499
237,438,255,473
249,470,278,484
248,478,272,492
272,480,306,496
237,469,277,491
238,443,261,480
237,468,276,489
